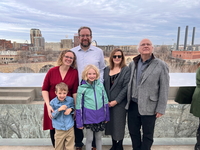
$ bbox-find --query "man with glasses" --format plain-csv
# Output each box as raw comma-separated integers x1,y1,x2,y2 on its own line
125,38,169,150
71,26,105,150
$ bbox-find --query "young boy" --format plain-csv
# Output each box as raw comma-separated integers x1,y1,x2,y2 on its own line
50,82,75,150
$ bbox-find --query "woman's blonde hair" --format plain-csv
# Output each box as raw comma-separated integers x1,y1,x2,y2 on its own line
82,65,100,81
57,50,77,69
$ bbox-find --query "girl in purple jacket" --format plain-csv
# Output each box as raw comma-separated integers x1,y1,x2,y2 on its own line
76,65,110,150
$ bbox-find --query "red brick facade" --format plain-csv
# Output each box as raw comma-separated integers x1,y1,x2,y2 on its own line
172,51,200,59
0,39,13,50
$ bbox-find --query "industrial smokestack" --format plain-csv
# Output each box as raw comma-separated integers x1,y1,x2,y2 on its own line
191,27,195,45
176,27,180,50
184,26,188,50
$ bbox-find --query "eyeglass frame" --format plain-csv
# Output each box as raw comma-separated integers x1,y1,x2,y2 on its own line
79,34,91,38
113,55,122,59
64,55,74,60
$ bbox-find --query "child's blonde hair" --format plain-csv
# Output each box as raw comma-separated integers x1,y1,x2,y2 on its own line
82,65,100,81
55,82,68,92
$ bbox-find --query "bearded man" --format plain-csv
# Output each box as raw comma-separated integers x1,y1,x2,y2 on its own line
71,26,105,150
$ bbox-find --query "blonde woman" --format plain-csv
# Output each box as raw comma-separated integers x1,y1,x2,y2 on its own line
42,50,78,147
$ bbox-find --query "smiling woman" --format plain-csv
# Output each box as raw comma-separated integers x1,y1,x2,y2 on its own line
41,50,79,148
103,48,130,150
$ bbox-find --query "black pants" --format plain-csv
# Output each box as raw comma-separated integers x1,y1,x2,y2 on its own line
195,118,200,150
74,121,84,147
128,101,156,150
50,129,55,147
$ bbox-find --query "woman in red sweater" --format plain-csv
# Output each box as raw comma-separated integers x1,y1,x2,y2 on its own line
42,50,79,147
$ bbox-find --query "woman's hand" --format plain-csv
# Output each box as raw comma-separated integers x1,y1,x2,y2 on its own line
47,105,54,119
42,91,54,119
108,100,118,107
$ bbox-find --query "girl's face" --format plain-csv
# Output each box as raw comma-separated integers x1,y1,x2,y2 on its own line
87,68,97,83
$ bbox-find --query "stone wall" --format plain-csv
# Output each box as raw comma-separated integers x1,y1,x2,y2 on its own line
0,103,198,139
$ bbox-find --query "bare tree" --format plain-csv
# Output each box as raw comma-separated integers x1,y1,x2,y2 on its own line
17,51,30,64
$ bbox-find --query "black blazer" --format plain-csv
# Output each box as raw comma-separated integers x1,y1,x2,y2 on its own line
103,66,130,105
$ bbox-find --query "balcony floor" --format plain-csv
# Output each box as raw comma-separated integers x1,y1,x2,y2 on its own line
0,138,196,150
0,145,195,150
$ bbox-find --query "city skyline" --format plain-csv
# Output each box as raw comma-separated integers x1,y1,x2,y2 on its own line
0,0,200,46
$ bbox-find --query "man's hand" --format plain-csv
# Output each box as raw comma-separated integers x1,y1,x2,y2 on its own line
156,112,163,118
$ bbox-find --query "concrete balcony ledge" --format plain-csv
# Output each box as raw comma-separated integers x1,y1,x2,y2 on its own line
0,73,197,104
0,73,196,88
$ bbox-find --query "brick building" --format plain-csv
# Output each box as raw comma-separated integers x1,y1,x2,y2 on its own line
172,51,200,59
61,39,73,50
73,34,79,47
0,39,13,50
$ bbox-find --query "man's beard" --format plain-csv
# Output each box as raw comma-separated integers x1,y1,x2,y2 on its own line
81,40,91,47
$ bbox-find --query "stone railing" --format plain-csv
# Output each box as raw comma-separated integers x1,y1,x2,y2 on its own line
0,73,198,140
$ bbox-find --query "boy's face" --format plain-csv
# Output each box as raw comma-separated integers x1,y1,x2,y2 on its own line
55,89,68,101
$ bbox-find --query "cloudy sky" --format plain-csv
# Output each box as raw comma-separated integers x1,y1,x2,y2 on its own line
0,0,200,45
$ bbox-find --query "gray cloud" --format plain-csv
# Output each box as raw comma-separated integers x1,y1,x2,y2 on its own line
0,0,199,45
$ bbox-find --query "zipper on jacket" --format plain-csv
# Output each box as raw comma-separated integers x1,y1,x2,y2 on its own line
92,82,98,110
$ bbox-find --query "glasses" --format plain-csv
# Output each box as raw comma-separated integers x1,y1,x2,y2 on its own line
113,55,122,59
79,34,91,38
140,43,152,46
64,56,74,60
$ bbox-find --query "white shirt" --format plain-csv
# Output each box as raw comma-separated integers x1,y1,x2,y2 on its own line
71,45,105,84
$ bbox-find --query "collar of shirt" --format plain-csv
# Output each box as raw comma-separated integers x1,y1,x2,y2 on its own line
133,54,155,65
56,97,67,104
77,45,94,52
140,55,153,64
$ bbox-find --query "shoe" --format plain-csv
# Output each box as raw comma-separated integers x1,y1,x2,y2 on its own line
76,147,82,150
116,140,124,150
91,147,97,150
195,144,200,150
110,139,117,150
